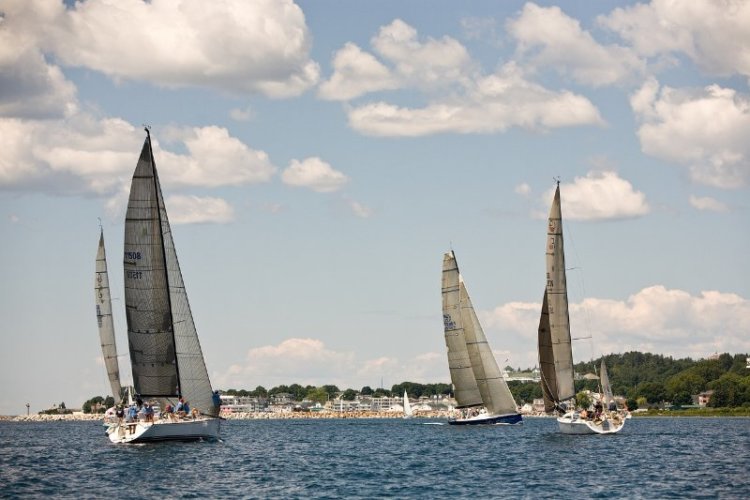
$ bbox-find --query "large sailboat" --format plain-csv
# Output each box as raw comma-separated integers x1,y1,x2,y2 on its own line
442,251,522,425
95,229,123,402
537,182,625,434
107,129,220,444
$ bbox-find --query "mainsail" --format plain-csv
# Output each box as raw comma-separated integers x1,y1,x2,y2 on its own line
460,281,518,416
442,251,482,408
95,230,122,400
403,391,413,417
123,130,216,416
538,183,575,412
600,360,614,406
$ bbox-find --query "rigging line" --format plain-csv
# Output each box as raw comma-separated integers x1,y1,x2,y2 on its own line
561,218,596,364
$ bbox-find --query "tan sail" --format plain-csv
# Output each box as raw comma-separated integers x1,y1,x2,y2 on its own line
442,251,482,408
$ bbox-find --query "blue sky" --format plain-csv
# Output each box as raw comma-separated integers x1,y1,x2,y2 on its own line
1,0,748,415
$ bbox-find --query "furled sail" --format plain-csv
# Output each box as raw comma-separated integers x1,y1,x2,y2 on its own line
442,251,482,408
538,183,575,411
600,360,613,406
460,281,518,416
95,230,122,400
124,131,215,416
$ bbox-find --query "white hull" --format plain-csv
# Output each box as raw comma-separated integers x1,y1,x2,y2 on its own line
557,411,625,435
107,417,220,444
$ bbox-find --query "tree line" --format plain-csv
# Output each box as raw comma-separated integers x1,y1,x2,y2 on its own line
80,351,749,412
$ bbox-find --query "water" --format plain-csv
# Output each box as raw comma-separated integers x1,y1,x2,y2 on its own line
1,417,748,498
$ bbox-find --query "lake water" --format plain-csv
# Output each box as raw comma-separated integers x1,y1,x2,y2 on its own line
1,417,748,498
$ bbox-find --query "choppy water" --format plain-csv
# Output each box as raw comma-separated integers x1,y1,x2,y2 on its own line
1,417,748,498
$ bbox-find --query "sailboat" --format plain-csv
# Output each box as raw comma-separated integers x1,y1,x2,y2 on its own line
106,129,221,444
95,229,123,402
403,390,413,419
442,251,522,425
537,182,625,434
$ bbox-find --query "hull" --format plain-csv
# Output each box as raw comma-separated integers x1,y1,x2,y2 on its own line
107,417,220,444
557,412,625,435
448,412,522,426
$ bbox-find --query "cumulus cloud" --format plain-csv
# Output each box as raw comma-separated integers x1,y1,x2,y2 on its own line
536,171,649,221
600,0,750,79
10,0,318,98
348,62,603,136
482,286,750,369
319,19,472,101
165,195,234,224
281,157,348,193
0,0,78,119
345,197,373,218
508,3,645,87
631,79,750,188
0,118,276,207
212,338,446,390
689,195,730,213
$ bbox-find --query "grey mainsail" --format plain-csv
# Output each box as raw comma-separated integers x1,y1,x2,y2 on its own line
600,359,613,406
460,281,518,416
442,251,482,408
123,130,216,416
95,230,122,400
538,183,575,412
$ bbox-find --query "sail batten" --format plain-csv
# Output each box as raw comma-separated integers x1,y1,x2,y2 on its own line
95,231,122,400
123,132,216,416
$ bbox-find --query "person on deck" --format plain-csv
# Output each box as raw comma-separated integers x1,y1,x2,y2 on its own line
144,403,154,423
175,398,185,417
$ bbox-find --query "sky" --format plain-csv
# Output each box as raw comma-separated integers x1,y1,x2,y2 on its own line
1,0,749,415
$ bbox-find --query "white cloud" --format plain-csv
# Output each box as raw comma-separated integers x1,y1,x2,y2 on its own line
631,80,750,188
343,197,373,218
348,62,603,137
600,0,750,79
537,171,650,221
508,3,645,87
213,338,446,390
160,126,277,188
482,286,750,369
0,0,77,119
515,183,531,196
689,195,729,213
318,43,399,101
26,0,320,97
282,157,348,193
0,118,276,205
229,106,254,122
165,195,234,224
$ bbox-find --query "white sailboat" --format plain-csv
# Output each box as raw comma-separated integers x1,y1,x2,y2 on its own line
537,182,625,435
443,251,522,426
107,129,221,444
403,391,413,419
95,229,123,403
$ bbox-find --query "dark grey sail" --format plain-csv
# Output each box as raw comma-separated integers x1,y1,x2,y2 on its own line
95,230,122,400
123,131,215,416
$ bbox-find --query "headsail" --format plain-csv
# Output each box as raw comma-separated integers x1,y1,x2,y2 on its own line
95,230,122,400
403,391,413,417
538,183,575,411
600,360,613,406
123,131,216,416
460,281,518,416
442,251,482,408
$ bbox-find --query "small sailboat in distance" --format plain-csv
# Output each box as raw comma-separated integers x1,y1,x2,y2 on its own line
538,181,625,434
442,251,522,425
106,129,221,444
95,229,123,403
403,391,413,419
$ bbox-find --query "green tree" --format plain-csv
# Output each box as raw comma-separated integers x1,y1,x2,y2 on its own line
342,389,358,401
576,392,592,410
305,387,329,404
638,382,666,404
360,386,373,396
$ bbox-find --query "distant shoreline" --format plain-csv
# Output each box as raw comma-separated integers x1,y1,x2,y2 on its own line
3,407,748,422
